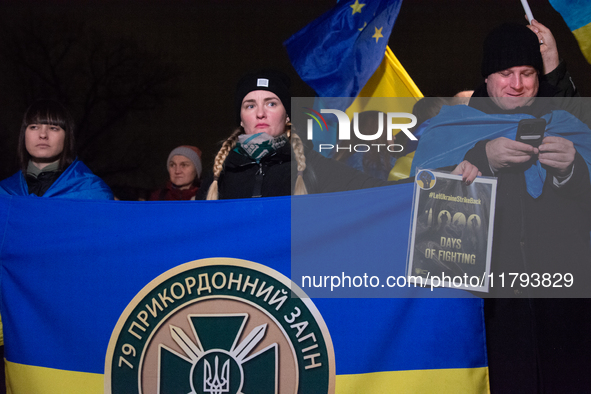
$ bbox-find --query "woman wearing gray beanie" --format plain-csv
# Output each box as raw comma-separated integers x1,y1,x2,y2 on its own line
150,145,202,201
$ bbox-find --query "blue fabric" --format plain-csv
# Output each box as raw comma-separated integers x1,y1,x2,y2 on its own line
0,185,486,376
410,105,591,198
0,159,113,200
284,0,402,109
344,152,396,180
549,0,591,31
316,298,485,373
404,118,430,153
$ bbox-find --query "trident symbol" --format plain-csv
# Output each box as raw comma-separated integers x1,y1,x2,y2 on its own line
203,356,230,394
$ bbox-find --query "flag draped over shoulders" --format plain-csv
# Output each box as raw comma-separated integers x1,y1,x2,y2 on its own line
0,159,113,200
410,105,591,198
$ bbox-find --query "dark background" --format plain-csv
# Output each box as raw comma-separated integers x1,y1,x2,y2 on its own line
0,0,589,198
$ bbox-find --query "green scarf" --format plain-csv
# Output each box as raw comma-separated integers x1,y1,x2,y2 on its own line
235,133,288,162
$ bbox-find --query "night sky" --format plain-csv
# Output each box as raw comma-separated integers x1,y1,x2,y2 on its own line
0,0,589,197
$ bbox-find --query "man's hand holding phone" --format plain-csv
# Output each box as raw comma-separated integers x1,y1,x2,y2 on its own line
538,136,576,178
516,118,546,148
486,137,538,172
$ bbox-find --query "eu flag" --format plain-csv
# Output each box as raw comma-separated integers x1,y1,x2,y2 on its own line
285,0,403,107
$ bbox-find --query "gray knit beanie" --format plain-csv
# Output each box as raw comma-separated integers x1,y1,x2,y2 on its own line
167,145,202,178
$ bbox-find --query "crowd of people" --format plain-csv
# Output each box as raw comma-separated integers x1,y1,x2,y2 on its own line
0,16,590,393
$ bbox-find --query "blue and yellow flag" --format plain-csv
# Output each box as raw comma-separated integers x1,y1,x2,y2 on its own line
285,0,421,178
0,187,488,393
549,0,591,64
348,46,423,180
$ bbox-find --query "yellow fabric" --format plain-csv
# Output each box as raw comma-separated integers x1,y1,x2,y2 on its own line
357,46,423,100
336,367,490,394
6,361,103,394
344,46,422,179
347,46,423,116
388,151,414,181
5,361,489,394
573,23,591,64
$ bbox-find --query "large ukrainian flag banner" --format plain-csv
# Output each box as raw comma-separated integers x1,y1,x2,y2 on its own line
549,0,591,64
0,184,489,393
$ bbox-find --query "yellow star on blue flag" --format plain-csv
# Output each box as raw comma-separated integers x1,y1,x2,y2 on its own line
350,0,366,15
373,26,384,43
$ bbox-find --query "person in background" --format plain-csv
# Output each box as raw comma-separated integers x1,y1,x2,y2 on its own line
150,145,202,201
0,100,112,199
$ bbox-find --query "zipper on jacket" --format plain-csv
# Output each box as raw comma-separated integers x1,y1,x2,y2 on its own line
252,163,264,198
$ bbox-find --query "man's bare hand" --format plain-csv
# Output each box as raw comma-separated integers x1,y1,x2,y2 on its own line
451,160,482,184
527,19,559,74
538,136,576,177
485,137,537,172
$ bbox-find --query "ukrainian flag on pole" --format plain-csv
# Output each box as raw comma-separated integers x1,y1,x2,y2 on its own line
549,0,591,64
351,46,423,180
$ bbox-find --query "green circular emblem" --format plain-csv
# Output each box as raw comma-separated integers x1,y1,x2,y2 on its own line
105,258,335,393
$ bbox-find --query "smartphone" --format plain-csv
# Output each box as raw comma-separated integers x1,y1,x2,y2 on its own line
516,118,546,147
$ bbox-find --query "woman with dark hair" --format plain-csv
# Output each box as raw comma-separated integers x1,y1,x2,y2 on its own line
0,100,113,199
197,70,479,200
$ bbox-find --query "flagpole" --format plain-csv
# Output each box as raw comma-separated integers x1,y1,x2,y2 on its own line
520,0,534,23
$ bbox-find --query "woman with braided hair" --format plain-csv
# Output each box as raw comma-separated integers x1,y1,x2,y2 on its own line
198,70,480,200
198,70,315,200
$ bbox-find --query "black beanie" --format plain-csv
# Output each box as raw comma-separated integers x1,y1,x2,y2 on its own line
481,23,543,77
235,70,291,125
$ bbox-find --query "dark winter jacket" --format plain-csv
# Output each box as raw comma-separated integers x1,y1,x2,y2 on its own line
150,182,199,201
197,142,394,200
465,68,591,393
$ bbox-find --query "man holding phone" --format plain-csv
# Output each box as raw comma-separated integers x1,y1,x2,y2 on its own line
471,22,578,180
462,22,591,393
